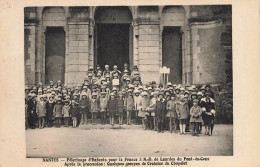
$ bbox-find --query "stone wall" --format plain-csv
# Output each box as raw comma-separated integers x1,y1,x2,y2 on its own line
24,7,37,85
67,7,90,84
136,6,160,83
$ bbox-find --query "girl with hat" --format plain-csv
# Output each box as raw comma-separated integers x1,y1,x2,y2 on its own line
70,100,79,128
117,91,125,125
124,90,135,125
134,90,142,125
46,96,55,127
62,100,71,127
53,98,63,128
197,91,204,133
36,95,46,129
184,91,191,132
90,92,100,125
190,99,203,136
100,91,108,124
138,92,150,130
79,92,89,125
147,92,158,130
176,95,189,135
156,92,167,133
166,94,177,133
107,93,117,126
164,89,171,101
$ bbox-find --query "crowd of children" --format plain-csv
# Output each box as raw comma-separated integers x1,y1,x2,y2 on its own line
25,63,216,136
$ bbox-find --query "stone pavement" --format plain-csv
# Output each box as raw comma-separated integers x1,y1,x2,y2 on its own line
26,124,233,157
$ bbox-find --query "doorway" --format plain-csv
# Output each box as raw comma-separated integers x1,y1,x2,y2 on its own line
96,23,130,70
45,27,65,85
162,27,182,84
94,6,133,71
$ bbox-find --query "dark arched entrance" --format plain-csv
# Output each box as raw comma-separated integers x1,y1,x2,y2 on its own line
94,7,133,71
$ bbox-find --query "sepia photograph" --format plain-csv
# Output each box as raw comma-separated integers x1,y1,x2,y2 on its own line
24,5,233,158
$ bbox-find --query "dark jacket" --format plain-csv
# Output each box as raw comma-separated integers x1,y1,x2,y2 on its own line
107,99,117,114
80,98,89,113
155,99,167,122
46,101,55,118
70,105,79,117
27,99,37,117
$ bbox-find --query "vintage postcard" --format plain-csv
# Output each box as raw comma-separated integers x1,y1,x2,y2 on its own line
0,0,259,166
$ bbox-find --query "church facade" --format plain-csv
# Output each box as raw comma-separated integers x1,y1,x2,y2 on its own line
24,5,232,86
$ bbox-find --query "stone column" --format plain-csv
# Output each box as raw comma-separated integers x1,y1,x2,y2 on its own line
67,18,90,84
24,20,37,85
135,18,160,84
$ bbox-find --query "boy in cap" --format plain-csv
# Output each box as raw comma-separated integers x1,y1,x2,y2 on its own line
100,91,108,124
117,91,125,125
147,92,157,130
107,93,117,126
124,90,135,125
46,96,55,127
190,99,203,136
139,92,150,130
79,92,89,125
36,95,46,129
70,100,79,128
134,90,142,125
94,64,103,76
103,65,111,77
156,92,167,133
90,92,99,125
62,100,71,127
167,94,177,133
53,98,63,127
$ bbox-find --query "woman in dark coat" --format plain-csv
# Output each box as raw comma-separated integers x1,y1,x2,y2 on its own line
155,92,167,133
200,92,215,136
27,94,37,129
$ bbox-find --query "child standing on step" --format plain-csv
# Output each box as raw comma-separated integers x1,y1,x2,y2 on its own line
117,91,124,125
100,91,108,124
62,100,70,127
107,93,117,126
176,95,189,135
53,98,63,128
70,100,79,128
124,90,135,125
90,92,99,125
